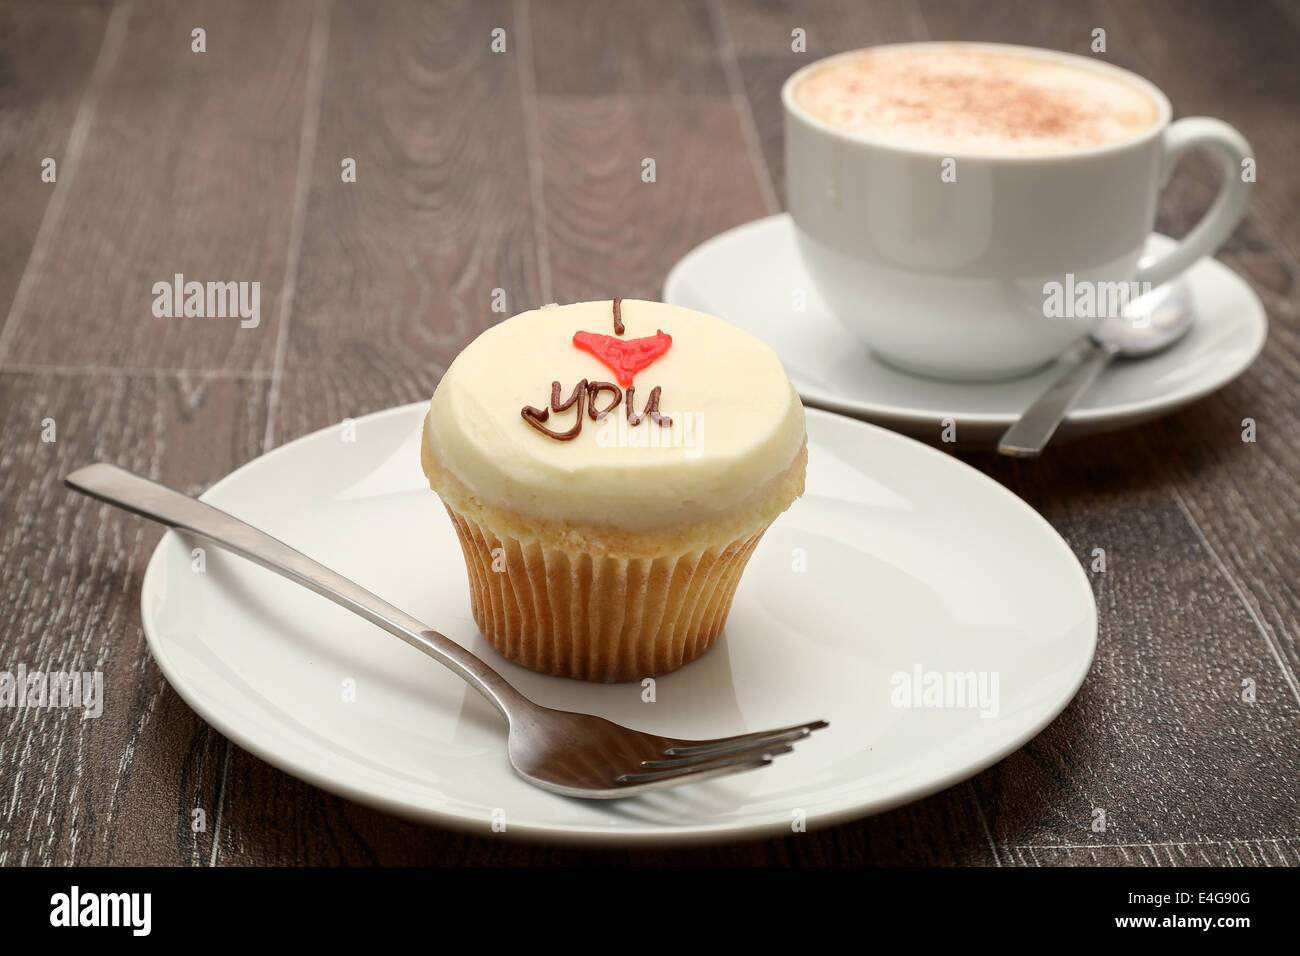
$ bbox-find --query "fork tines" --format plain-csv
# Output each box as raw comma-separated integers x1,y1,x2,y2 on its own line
615,719,828,786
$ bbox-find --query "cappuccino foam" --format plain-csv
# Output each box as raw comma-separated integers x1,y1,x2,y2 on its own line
794,46,1161,155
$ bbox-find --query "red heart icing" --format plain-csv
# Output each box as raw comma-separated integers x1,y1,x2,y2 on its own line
572,330,672,387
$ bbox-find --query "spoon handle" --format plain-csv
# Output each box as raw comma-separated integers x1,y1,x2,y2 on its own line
998,342,1120,457
63,462,531,719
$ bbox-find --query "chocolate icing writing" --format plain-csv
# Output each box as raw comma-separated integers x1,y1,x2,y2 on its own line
521,379,587,441
626,385,672,427
612,296,624,336
523,377,672,440
587,380,622,420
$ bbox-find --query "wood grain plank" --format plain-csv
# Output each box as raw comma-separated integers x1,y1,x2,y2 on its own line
0,1,113,337
271,0,541,444
1003,838,1299,866
530,0,728,96
0,371,269,864
914,0,1106,50
969,503,1300,855
534,0,768,302
0,0,316,373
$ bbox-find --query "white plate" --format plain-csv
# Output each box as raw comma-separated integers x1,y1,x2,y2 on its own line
140,404,1096,845
664,214,1267,445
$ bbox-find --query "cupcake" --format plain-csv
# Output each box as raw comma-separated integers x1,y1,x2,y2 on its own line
421,298,806,682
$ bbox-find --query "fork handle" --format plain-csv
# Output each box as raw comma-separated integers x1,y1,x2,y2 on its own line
65,462,530,720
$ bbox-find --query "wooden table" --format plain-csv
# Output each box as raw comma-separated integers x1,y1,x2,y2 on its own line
1,0,1296,866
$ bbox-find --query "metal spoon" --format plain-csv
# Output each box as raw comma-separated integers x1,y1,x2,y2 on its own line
997,278,1194,457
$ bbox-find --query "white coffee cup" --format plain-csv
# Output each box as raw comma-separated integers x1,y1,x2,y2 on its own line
783,42,1254,381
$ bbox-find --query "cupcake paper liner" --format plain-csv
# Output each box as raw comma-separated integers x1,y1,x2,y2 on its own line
444,506,767,683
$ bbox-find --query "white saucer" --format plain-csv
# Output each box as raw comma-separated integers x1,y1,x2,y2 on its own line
664,214,1267,445
140,404,1096,845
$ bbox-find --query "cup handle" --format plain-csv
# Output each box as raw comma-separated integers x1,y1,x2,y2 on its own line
1135,117,1253,288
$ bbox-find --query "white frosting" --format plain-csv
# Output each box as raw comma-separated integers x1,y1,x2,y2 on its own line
425,300,806,530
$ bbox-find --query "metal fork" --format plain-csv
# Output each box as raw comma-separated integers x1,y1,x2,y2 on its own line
65,463,827,799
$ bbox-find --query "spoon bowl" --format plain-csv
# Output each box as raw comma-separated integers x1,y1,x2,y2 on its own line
1093,278,1195,357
